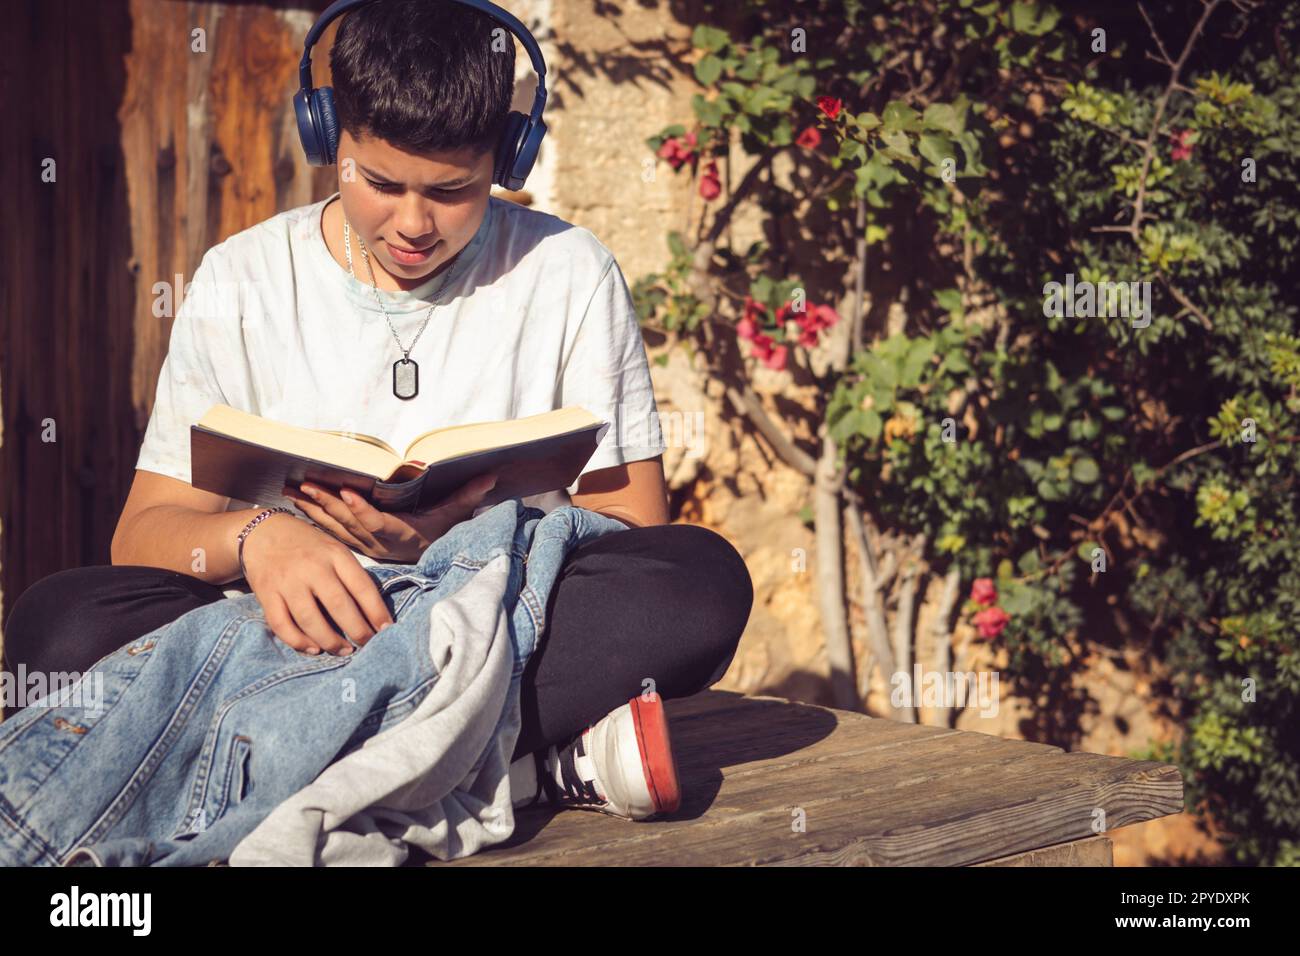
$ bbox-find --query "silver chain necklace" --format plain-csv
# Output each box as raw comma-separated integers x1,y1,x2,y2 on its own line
344,217,449,400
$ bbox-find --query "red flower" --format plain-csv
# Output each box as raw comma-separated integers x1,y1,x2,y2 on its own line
795,126,822,150
973,606,1010,640
1170,128,1194,162
749,333,789,371
970,577,997,607
777,301,841,348
656,130,700,171
699,160,722,201
735,316,759,341
816,96,843,121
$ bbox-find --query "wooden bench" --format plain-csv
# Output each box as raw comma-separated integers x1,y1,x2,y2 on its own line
428,689,1184,866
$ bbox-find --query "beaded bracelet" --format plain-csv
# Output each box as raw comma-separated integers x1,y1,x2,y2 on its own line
236,507,294,580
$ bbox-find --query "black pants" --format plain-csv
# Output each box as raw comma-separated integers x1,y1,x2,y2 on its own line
0,524,752,762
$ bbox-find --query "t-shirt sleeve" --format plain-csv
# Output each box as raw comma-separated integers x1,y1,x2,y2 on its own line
135,247,249,485
558,255,667,496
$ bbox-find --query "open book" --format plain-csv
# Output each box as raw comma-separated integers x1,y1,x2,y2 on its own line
190,404,610,513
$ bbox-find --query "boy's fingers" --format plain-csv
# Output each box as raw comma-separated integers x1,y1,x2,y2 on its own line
285,488,376,550
284,587,349,655
313,575,375,651
335,556,396,636
339,487,389,535
261,591,318,655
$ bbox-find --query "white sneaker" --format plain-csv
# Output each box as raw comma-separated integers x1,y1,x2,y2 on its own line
511,692,682,821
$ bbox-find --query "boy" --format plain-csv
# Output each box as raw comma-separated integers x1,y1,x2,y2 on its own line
1,0,752,822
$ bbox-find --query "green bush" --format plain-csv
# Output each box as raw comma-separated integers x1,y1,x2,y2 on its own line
635,0,1299,864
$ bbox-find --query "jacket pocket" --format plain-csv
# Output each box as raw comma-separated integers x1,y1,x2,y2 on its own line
217,735,254,816
380,572,439,619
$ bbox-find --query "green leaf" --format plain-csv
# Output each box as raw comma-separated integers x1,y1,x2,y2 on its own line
901,338,936,386
1077,540,1102,561
880,129,913,159
692,93,724,127
935,287,964,317
862,409,883,439
854,111,881,131
1072,457,1101,484
882,101,922,133
941,351,972,374
918,133,955,168
829,410,860,443
1010,1,1060,35
923,102,966,136
863,352,898,390
691,24,729,53
694,54,724,86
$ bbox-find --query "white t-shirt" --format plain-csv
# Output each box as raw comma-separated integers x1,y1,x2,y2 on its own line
136,192,666,589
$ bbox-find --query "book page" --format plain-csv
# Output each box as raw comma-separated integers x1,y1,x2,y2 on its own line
318,430,401,458
404,407,603,464
196,405,401,478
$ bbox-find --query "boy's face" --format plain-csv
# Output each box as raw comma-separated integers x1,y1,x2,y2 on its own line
335,129,494,291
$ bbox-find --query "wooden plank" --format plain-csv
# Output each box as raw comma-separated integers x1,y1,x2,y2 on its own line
120,0,335,433
973,834,1113,867
427,692,1182,867
0,0,137,610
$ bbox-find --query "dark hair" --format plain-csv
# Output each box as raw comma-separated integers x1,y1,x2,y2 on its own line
330,0,516,158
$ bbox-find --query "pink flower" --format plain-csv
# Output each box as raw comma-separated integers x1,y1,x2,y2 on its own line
699,160,722,201
973,606,1011,640
1170,128,1194,162
777,300,841,348
795,126,822,150
749,332,788,370
816,96,843,121
656,130,700,171
736,316,759,341
970,577,997,607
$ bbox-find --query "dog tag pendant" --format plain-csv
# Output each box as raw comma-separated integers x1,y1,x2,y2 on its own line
393,358,419,400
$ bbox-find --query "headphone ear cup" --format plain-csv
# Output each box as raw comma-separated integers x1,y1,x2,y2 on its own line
315,87,341,166
508,117,546,191
494,112,528,189
294,88,327,167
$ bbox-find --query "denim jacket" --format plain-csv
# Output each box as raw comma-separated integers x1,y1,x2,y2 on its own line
0,501,628,866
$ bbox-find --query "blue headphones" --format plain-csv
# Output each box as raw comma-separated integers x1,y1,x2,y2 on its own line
293,0,548,191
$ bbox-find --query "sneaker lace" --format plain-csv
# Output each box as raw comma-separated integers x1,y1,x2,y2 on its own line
536,732,601,806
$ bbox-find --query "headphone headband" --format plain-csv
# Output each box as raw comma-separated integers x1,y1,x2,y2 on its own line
294,0,547,189
297,0,547,98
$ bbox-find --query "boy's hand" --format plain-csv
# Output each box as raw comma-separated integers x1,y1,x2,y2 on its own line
281,472,499,564
240,514,394,656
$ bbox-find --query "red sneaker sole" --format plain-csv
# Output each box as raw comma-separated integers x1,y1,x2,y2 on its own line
628,692,682,814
